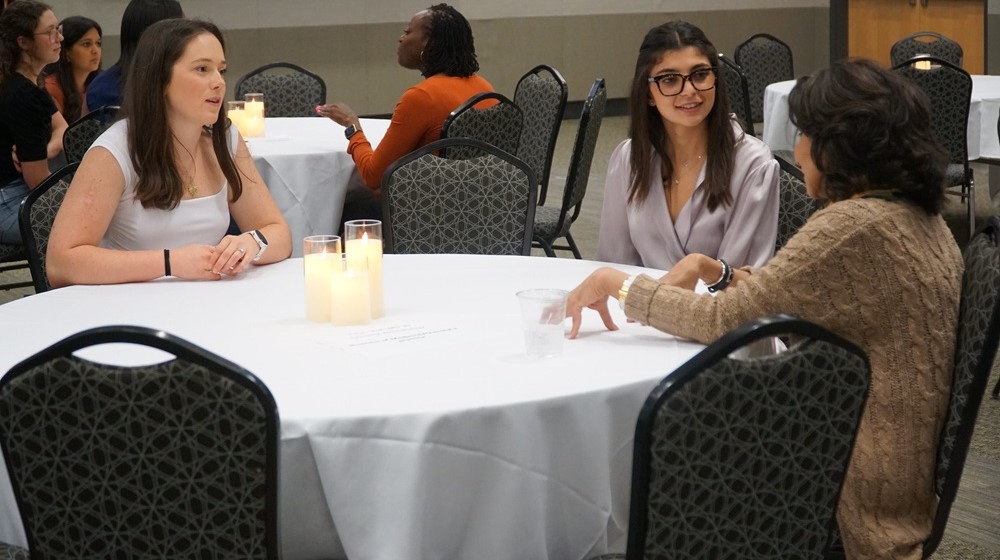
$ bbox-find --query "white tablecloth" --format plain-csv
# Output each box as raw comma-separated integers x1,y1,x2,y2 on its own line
247,118,390,256
763,75,1000,160
0,255,705,560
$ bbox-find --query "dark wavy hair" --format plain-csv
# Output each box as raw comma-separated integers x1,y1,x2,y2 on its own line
421,3,478,78
627,21,736,211
43,15,101,122
788,58,947,214
122,18,242,210
117,0,182,87
0,0,49,85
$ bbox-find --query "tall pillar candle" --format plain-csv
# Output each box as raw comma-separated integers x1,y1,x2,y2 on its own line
344,220,384,318
243,92,265,137
303,235,341,322
330,265,371,325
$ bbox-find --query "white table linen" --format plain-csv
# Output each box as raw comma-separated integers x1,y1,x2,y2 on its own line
247,118,390,256
762,75,1000,160
0,254,705,560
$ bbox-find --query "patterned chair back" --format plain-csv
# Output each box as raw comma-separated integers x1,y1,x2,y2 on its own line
381,138,536,256
513,64,567,206
0,326,281,560
892,56,974,234
531,79,606,259
626,315,870,560
18,162,79,293
717,53,755,136
441,92,524,161
234,62,327,118
890,31,964,69
734,33,794,124
774,157,823,252
62,105,119,163
923,216,1000,557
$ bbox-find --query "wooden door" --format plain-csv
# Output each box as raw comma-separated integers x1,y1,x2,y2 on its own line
836,0,985,74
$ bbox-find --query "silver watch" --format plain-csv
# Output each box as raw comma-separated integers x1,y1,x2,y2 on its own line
248,229,268,262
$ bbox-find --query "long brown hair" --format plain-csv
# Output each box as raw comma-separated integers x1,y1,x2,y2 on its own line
0,0,50,86
43,15,101,122
121,18,242,210
627,21,736,211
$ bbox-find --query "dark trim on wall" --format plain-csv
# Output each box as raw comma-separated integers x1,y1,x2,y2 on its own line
363,97,629,123
830,0,847,62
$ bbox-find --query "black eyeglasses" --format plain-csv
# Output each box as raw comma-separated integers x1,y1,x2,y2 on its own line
648,68,717,97
33,25,63,42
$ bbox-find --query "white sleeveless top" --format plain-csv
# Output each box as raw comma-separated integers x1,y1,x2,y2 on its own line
93,120,237,251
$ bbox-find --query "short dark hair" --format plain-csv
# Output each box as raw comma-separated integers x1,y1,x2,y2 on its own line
788,58,947,214
43,15,102,122
122,18,242,210
626,21,736,210
421,3,478,78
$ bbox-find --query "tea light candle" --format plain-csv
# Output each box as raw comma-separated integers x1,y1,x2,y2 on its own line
330,268,371,325
304,251,339,322
345,232,383,318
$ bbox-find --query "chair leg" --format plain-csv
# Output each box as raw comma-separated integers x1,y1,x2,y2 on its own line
565,232,583,260
968,176,976,239
533,237,556,258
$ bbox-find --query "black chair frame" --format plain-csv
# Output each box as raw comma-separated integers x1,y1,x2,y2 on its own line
18,161,80,293
234,61,327,117
514,64,568,206
717,53,755,136
441,91,524,158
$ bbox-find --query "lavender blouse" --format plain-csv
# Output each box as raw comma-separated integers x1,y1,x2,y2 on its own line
596,125,779,270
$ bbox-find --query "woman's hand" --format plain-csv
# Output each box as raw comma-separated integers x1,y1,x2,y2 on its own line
209,233,260,276
315,102,360,129
566,267,629,339
168,245,227,280
657,253,715,291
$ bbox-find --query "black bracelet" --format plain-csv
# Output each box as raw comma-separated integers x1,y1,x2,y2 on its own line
163,249,171,277
707,258,732,293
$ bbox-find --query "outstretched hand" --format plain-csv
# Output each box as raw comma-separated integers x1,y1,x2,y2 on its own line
315,102,359,129
566,267,629,339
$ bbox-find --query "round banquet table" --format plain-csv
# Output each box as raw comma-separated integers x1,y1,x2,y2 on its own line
0,255,706,560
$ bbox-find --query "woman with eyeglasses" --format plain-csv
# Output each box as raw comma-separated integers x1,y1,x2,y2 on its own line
42,15,102,124
0,0,68,244
597,21,778,274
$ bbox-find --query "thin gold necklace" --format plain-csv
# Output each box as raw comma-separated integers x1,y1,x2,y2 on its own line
181,140,202,198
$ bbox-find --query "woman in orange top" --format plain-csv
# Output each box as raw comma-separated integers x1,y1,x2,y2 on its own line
316,3,492,222
43,15,102,123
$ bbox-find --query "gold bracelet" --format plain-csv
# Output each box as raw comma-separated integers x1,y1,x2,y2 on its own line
618,275,636,310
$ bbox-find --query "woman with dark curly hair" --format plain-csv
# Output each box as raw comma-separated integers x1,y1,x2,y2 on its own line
567,58,961,560
316,3,492,222
597,21,778,270
42,15,102,123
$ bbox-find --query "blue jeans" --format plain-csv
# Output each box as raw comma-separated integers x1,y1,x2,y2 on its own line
0,178,29,245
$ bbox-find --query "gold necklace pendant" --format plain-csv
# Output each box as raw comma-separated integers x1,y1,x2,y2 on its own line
186,183,198,197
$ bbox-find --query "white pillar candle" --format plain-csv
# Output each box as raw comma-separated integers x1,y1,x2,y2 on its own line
304,252,339,322
345,233,383,318
243,94,266,137
227,107,247,137
330,268,371,325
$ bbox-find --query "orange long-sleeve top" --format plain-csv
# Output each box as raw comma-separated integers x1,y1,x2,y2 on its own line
347,73,494,191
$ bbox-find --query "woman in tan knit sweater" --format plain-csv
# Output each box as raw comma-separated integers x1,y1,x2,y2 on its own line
568,58,963,559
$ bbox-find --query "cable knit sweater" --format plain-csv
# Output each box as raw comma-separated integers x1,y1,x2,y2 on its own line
623,197,962,560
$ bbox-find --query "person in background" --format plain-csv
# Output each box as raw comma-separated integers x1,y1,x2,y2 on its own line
567,58,961,560
42,15,102,123
316,2,493,223
597,21,778,271
0,0,67,244
85,0,181,110
47,18,291,287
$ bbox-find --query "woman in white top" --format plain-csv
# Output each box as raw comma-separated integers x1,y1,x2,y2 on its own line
597,21,778,270
47,18,290,287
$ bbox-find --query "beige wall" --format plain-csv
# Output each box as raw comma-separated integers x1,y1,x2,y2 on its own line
64,7,828,115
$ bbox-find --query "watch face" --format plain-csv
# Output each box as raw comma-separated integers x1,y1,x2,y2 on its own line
254,229,268,245
345,125,357,139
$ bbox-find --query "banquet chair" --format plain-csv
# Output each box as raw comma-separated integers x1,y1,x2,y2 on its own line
613,315,870,560
892,56,975,237
532,78,606,258
0,542,28,559
734,33,794,127
890,31,963,69
235,61,327,118
717,53,755,136
18,161,80,293
440,92,523,161
0,325,281,560
774,155,823,252
381,137,536,256
62,105,119,163
0,246,30,292
513,64,568,205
